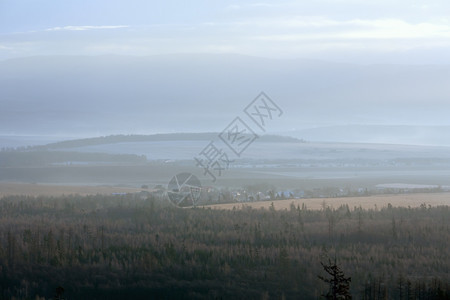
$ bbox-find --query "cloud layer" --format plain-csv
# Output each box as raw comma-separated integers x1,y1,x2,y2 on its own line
45,25,129,31
1,1,450,63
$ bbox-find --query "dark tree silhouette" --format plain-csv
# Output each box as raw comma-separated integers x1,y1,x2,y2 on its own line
54,286,65,300
318,259,352,300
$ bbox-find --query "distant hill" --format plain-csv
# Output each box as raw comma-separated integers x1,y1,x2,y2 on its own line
290,125,450,146
34,133,304,150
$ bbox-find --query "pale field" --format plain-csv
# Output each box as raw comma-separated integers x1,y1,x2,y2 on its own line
2,183,449,211
204,193,450,211
0,182,143,198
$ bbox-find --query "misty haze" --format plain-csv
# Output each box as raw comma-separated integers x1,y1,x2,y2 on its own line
0,1,449,299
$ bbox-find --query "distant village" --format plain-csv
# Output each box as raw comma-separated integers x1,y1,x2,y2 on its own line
126,183,450,206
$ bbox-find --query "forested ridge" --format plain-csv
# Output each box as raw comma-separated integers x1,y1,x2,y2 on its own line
0,194,448,299
11,133,302,151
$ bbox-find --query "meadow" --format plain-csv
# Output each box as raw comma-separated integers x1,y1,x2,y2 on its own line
206,192,450,211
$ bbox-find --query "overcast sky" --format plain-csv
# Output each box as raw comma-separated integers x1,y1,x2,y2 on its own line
1,0,450,64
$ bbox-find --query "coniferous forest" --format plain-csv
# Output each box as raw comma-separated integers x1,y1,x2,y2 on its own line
0,194,448,299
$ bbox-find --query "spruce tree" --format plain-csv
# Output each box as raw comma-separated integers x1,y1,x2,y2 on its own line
318,259,352,300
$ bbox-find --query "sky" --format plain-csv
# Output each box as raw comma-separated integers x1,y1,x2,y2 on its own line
1,0,450,141
1,0,450,64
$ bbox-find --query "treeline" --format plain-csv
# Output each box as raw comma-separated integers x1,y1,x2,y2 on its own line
0,194,448,299
31,133,220,150
1,133,304,153
0,151,147,167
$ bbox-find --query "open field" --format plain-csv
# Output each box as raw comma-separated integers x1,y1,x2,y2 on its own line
2,163,450,191
2,182,449,211
205,192,450,210
0,182,143,198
